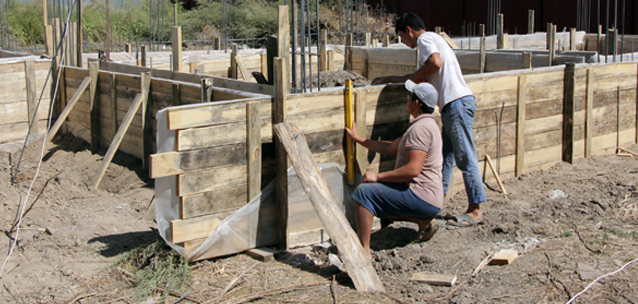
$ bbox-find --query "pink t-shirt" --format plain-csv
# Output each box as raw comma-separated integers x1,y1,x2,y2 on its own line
394,114,443,208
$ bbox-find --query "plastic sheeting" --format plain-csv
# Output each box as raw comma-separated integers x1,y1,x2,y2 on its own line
154,106,358,261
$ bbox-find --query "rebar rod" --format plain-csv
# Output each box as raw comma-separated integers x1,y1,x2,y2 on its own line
316,0,320,91
292,0,298,93
300,0,306,92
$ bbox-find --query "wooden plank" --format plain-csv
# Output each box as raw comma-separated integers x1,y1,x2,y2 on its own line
109,73,118,141
273,57,288,250
515,76,526,177
91,94,144,188
150,144,247,178
172,26,183,72
172,83,181,105
563,63,576,164
355,91,367,175
585,68,593,158
490,249,519,265
88,61,100,152
45,77,90,146
177,165,247,196
246,248,278,262
410,273,457,286
247,102,261,202
24,60,38,136
140,72,151,169
180,186,247,218
200,78,212,103
170,213,226,243
235,56,250,82
166,97,270,130
273,122,385,292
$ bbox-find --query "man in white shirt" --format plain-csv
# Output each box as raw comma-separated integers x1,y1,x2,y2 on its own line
372,13,486,227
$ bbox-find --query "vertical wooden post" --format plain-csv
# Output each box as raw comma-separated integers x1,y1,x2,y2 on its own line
214,37,221,50
266,36,277,85
434,26,442,34
522,52,532,69
247,102,262,202
497,14,507,49
345,33,353,71
140,72,151,170
58,65,67,132
45,25,54,58
88,61,100,153
528,10,534,34
570,28,577,50
383,33,390,47
585,68,593,157
125,44,131,53
515,76,527,176
24,60,38,136
327,50,334,71
200,78,212,103
607,28,617,56
172,83,181,106
480,37,486,74
77,0,82,67
273,57,288,250
546,23,553,50
548,24,556,66
597,25,603,57
42,0,48,26
230,44,238,79
563,63,576,164
172,26,183,72
365,32,371,47
277,5,290,92
141,45,147,67
354,91,367,176
479,24,485,37
109,73,118,140
321,29,328,71
260,53,267,76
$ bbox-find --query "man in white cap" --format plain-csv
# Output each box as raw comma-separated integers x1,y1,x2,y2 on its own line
345,80,443,258
372,13,486,227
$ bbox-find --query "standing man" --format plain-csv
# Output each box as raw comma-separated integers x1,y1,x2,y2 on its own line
372,13,485,226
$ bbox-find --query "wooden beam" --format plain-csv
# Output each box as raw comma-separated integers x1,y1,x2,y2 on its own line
44,77,90,147
235,56,250,82
585,68,593,157
563,63,576,164
109,73,118,139
273,57,288,250
570,28,577,50
200,78,212,103
246,248,278,262
266,35,277,86
321,29,328,71
515,76,526,177
140,72,151,170
91,94,144,188
172,83,181,106
497,14,507,49
172,26,183,72
89,61,100,153
522,52,532,69
24,60,38,136
247,102,261,202
480,37,486,74
384,33,390,47
77,0,82,67
231,44,238,79
277,5,290,87
170,213,225,243
141,45,147,67
45,25,54,58
528,10,534,34
365,32,371,47
410,273,457,287
273,122,386,293
490,249,518,265
354,90,367,176
345,34,353,71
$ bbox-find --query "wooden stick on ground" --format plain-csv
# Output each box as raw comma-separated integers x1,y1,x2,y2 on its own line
273,122,386,293
485,154,507,195
618,147,638,157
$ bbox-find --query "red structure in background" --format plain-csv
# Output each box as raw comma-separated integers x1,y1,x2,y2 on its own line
368,0,638,36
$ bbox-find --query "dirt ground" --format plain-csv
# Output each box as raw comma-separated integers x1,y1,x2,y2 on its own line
1,126,638,304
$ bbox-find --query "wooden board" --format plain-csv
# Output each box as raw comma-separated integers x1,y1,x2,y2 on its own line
170,212,231,243
490,249,519,265
410,273,457,286
180,186,247,219
165,97,271,130
149,144,247,178
177,165,247,196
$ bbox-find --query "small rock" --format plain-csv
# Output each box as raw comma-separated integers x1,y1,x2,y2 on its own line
44,228,53,235
578,263,603,281
328,253,344,271
116,203,129,210
75,239,82,247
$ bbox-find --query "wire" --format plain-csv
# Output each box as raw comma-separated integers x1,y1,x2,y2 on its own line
0,0,78,278
566,257,638,304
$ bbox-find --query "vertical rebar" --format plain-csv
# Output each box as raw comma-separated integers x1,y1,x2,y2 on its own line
149,0,153,51
292,0,298,93
300,0,306,92
316,0,320,91
339,0,342,44
621,0,625,61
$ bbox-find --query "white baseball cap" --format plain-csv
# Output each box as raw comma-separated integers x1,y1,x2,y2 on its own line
405,80,438,109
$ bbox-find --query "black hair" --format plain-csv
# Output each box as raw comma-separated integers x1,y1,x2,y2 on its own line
395,13,425,34
410,93,435,114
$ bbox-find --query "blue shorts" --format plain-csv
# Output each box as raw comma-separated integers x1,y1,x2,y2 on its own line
351,182,440,219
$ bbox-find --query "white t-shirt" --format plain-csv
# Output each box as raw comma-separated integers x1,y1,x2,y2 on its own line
417,32,473,110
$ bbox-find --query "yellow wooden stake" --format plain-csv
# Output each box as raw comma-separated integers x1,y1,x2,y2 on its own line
345,80,355,185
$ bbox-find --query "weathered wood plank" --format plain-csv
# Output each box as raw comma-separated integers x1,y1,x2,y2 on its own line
24,60,38,135
166,97,271,130
45,77,91,146
516,75,526,176
247,102,261,201
180,186,247,219
149,144,247,178
89,61,100,152
273,57,288,250
273,122,385,293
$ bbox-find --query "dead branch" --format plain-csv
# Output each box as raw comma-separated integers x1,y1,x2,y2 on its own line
225,282,329,304
330,275,338,304
573,225,603,254
65,292,97,304
8,172,61,234
434,281,466,301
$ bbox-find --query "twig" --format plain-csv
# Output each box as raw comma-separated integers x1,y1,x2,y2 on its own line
544,252,572,300
170,291,194,304
434,281,466,301
472,252,494,277
574,225,603,254
330,275,338,304
215,263,256,303
8,172,61,234
380,291,410,304
225,282,329,304
65,292,97,304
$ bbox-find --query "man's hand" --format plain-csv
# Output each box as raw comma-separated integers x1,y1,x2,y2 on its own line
344,121,363,143
362,172,379,183
371,77,389,85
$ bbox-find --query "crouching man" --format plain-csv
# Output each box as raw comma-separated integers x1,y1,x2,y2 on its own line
345,80,443,258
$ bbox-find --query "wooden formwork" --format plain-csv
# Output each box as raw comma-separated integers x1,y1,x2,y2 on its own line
149,60,637,261
0,59,52,145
